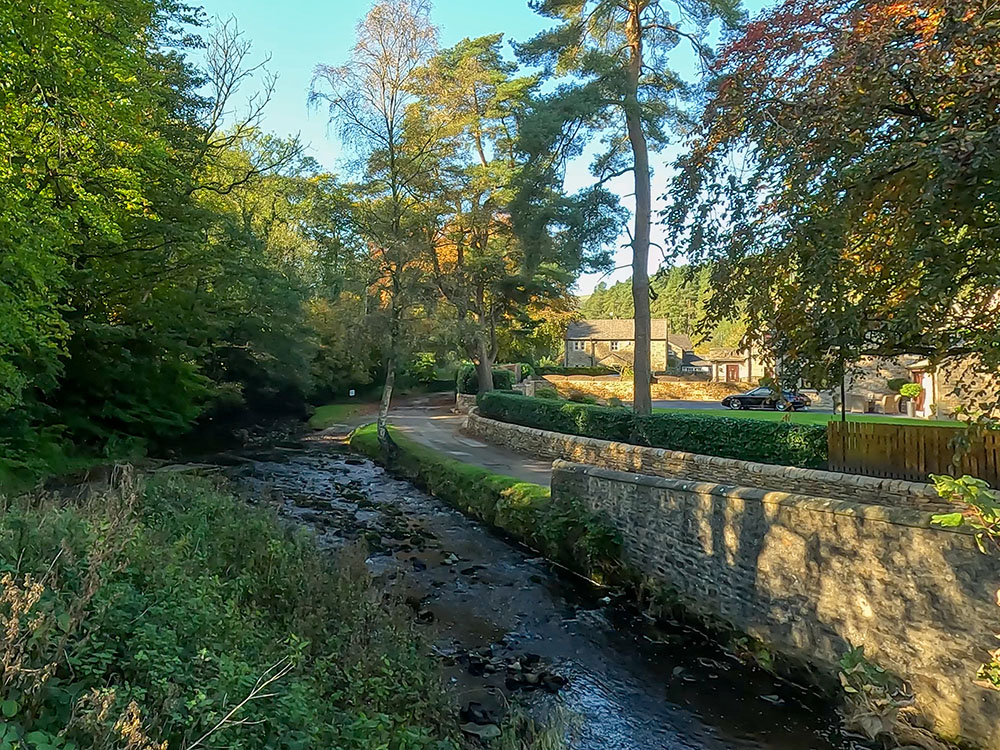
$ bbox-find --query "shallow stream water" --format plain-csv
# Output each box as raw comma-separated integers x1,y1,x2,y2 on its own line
224,440,865,750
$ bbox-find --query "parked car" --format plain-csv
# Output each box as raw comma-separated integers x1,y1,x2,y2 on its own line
721,387,811,411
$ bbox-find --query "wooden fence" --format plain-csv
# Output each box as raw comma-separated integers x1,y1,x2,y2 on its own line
827,421,1000,485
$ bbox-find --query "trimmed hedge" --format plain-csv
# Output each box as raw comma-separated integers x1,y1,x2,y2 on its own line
537,365,617,376
455,363,516,394
477,391,828,469
350,424,622,581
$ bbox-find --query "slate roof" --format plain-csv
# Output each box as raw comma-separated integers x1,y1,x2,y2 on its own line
566,320,693,351
704,347,746,362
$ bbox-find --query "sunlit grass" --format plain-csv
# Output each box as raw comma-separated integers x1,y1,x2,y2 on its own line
652,407,963,428
307,401,377,429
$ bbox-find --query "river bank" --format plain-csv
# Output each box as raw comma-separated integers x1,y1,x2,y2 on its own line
229,434,863,749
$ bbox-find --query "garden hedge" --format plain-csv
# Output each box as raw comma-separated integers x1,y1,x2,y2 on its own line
536,365,617,376
477,391,828,469
455,363,516,394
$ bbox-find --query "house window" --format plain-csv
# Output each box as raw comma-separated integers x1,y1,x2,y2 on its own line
572,340,586,351
610,341,620,351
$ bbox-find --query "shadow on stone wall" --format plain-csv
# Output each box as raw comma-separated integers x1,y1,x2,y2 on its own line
552,461,1000,750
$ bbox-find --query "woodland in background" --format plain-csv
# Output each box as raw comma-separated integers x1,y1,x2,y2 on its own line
0,0,615,477
580,266,746,350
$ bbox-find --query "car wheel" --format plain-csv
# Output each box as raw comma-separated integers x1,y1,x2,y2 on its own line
776,402,789,412
730,399,744,410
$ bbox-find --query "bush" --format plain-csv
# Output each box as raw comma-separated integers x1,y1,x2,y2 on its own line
477,392,633,442
898,382,923,398
402,352,437,384
631,413,827,468
535,387,563,400
0,470,458,750
887,378,911,393
350,425,622,582
567,391,599,405
455,363,516,394
477,391,827,468
536,365,617,377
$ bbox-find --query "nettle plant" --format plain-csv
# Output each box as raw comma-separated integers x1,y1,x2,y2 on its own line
931,474,1000,690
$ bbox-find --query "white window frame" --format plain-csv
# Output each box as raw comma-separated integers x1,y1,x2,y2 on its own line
572,340,586,351
610,341,620,351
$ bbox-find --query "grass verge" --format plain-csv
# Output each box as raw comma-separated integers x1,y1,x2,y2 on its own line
0,468,460,750
307,401,378,430
349,424,622,583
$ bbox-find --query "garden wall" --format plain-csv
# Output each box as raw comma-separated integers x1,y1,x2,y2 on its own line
551,460,1000,750
539,376,747,401
466,411,954,512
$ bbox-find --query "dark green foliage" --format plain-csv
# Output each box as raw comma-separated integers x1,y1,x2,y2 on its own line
536,366,617,376
887,378,910,394
478,391,828,468
631,414,827,468
0,472,458,749
350,424,622,582
478,392,633,442
455,363,516,394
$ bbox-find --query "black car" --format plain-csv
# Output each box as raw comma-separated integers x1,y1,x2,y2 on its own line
721,387,811,411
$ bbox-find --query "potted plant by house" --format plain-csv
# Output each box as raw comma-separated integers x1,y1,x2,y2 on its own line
898,382,923,418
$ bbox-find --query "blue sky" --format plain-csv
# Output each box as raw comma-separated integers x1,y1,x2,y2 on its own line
195,0,768,293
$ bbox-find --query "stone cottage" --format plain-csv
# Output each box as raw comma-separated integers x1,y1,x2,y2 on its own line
564,319,710,372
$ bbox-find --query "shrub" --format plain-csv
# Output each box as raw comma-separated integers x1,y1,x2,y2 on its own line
535,387,563,400
887,378,910,393
0,469,459,750
403,352,437,384
350,424,622,581
898,382,923,398
455,363,516,394
477,392,827,468
567,391,599,405
631,413,827,468
477,392,633,442
536,365,617,377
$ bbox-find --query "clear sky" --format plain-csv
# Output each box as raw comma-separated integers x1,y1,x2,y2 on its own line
194,0,768,293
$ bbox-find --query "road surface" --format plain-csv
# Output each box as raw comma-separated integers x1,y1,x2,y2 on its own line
389,404,553,486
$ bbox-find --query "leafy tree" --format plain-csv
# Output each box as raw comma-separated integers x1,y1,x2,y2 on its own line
666,0,1000,396
414,34,615,393
520,0,742,414
310,0,439,449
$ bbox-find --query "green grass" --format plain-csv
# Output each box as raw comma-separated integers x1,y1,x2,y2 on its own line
307,401,378,429
652,407,964,428
0,469,461,750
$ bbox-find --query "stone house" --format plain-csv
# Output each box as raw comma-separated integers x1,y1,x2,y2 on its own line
846,355,998,418
702,347,771,383
564,319,709,372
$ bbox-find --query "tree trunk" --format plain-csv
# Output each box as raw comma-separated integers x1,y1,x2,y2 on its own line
626,4,652,416
376,355,396,454
476,338,495,395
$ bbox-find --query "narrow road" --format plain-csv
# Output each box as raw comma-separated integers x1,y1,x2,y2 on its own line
390,403,552,486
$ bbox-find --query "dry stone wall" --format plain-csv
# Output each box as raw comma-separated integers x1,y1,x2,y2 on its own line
466,411,955,512
551,460,1000,750
539,377,746,402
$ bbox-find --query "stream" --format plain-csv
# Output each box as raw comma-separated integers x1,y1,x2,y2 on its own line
220,437,864,750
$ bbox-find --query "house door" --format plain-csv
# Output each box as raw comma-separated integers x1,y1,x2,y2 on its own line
726,364,740,382
911,371,927,411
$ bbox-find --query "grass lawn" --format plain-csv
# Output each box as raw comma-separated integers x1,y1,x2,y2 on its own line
307,400,378,429
652,407,964,428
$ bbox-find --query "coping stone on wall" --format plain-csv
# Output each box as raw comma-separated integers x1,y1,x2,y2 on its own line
466,410,954,512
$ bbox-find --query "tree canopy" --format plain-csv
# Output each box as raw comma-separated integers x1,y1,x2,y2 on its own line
665,0,1000,392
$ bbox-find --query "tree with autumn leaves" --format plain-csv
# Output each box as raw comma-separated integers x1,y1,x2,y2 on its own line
666,0,1000,403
